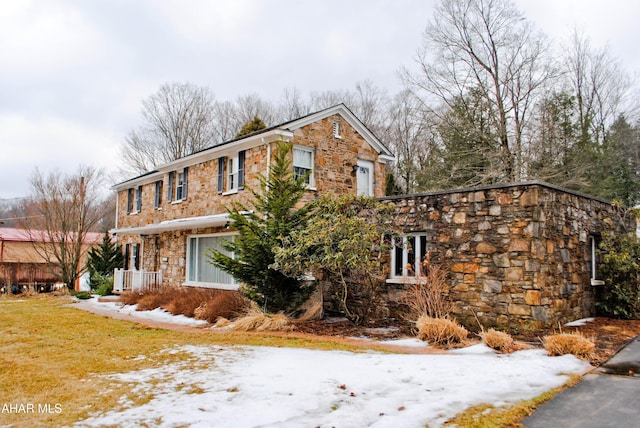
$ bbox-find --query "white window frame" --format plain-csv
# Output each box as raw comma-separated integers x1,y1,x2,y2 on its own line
293,145,315,188
185,233,238,290
388,233,428,282
226,156,239,194
175,170,186,201
133,185,142,213
356,159,374,197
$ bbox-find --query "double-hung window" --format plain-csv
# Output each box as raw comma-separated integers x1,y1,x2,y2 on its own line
218,151,245,194
186,234,237,289
154,180,163,209
168,167,188,202
134,185,142,212
391,233,428,278
293,146,314,186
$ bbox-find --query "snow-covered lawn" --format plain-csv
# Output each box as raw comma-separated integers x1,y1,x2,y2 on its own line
76,298,591,428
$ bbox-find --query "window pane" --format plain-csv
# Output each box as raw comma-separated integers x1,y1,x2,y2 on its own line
393,237,403,277
407,236,416,276
194,236,234,285
293,148,312,168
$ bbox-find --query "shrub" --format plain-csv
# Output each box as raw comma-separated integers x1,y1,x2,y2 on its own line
231,308,294,332
400,253,451,321
481,328,515,353
543,332,595,360
91,273,114,296
136,288,182,311
596,232,640,319
73,291,92,300
416,315,468,347
192,292,251,323
118,290,142,306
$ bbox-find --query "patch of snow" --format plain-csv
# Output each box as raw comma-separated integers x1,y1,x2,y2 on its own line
76,344,590,428
564,317,595,327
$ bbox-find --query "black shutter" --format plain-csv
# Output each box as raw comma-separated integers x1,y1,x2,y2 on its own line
136,186,142,212
126,189,131,214
238,151,245,190
182,167,188,199
124,244,130,270
167,172,174,203
217,158,225,194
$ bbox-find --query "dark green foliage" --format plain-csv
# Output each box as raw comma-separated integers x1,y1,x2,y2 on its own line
596,231,640,319
92,273,114,296
73,291,91,300
236,116,267,138
273,195,395,324
86,231,124,291
207,141,315,314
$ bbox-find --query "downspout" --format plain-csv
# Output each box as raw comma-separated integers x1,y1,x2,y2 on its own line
264,137,271,192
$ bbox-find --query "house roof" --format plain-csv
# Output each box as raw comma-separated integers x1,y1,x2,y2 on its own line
113,103,395,190
0,227,103,244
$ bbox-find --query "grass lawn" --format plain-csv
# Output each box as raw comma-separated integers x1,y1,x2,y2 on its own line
0,295,371,427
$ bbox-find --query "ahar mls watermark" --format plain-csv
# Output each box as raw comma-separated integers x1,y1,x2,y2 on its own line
1,403,62,414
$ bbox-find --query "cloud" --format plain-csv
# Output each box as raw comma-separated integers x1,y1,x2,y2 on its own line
0,0,107,78
0,114,119,198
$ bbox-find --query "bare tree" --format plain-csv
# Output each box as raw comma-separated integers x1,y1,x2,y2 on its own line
20,166,109,291
119,82,217,176
402,0,552,183
563,30,632,145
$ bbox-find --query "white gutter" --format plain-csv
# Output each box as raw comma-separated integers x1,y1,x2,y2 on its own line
111,212,253,236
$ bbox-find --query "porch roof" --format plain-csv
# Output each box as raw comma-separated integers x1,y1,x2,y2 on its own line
112,213,234,236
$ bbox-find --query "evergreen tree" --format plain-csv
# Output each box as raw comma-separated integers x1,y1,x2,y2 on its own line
86,231,124,290
207,141,315,313
235,116,267,138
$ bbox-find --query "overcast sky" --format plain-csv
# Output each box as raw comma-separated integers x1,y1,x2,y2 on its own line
1,0,639,200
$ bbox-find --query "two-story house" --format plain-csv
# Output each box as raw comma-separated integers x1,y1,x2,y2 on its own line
111,104,394,292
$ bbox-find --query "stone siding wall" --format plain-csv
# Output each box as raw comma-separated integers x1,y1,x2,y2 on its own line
380,182,633,330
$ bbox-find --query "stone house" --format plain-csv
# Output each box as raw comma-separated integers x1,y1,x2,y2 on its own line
111,104,394,292
380,182,634,330
112,103,632,330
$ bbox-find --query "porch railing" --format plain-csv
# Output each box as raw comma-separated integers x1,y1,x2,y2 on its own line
113,268,163,293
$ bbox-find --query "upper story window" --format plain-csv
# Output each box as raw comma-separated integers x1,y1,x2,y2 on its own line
134,185,142,212
154,180,163,209
356,159,374,197
391,233,428,278
218,151,245,194
293,146,314,187
127,186,141,214
168,167,188,203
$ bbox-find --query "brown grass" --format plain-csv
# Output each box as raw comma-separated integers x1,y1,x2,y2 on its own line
481,328,515,353
120,287,249,321
231,309,294,332
416,315,469,347
400,254,452,321
543,332,596,359
193,291,250,322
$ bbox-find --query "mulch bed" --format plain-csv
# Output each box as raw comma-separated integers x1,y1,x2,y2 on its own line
294,316,640,366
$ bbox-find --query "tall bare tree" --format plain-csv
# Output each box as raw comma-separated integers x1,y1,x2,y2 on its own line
119,82,217,176
402,0,552,183
20,166,109,291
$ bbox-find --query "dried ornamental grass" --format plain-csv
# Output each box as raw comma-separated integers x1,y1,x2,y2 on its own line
481,328,515,353
416,315,468,347
543,332,595,359
232,309,294,332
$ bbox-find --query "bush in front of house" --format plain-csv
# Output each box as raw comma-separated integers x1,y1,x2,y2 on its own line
542,332,595,360
481,328,515,353
91,273,114,296
416,315,469,347
399,253,452,321
118,287,250,323
596,231,640,319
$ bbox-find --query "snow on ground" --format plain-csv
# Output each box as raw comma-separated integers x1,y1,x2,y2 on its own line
76,298,591,428
88,296,208,326
564,317,596,327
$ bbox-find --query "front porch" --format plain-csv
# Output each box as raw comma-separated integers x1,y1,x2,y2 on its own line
113,268,163,293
